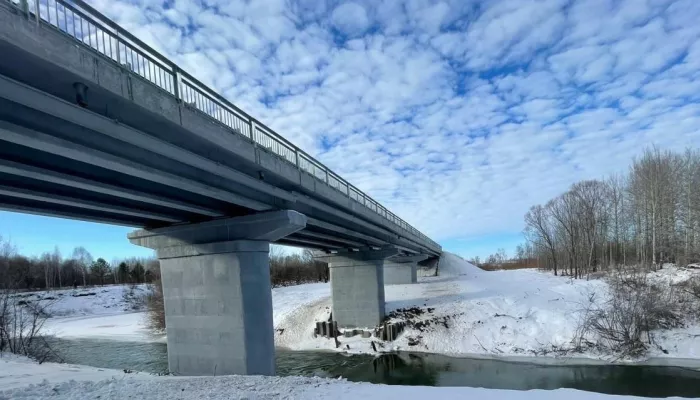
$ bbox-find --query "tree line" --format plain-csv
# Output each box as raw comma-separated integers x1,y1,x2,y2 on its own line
0,238,159,290
1,236,328,291
524,147,700,278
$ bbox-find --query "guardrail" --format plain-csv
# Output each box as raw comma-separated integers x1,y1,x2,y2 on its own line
5,0,440,251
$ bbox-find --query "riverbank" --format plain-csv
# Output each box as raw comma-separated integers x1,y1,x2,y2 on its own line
1,354,695,399
37,253,700,367
275,253,700,365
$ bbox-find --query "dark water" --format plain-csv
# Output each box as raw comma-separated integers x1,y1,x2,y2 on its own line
45,337,700,398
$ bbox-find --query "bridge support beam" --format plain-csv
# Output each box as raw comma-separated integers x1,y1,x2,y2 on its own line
316,247,398,328
128,210,306,376
384,255,430,285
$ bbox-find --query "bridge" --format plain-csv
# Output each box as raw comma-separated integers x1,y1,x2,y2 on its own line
0,0,441,376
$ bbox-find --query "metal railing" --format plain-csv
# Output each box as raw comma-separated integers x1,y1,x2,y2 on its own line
5,0,440,251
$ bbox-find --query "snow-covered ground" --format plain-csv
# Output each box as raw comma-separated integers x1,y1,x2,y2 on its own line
3,255,700,398
13,284,149,317
31,253,700,365
0,354,687,399
275,253,700,363
275,253,603,355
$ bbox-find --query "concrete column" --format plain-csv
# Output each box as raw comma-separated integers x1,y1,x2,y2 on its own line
383,261,417,285
384,255,430,285
128,210,306,376
317,247,398,328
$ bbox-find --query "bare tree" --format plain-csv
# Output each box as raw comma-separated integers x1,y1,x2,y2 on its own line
524,147,700,277
525,204,559,275
71,246,93,287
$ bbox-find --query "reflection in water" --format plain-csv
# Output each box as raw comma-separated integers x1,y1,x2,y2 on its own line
44,337,700,398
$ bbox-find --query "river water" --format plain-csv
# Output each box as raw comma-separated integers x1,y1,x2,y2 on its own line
44,337,700,398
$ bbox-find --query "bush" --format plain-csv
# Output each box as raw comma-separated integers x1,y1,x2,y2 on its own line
122,284,147,311
146,279,166,333
681,276,700,319
577,268,686,357
0,285,59,362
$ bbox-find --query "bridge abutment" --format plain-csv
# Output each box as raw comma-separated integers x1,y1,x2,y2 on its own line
128,210,306,376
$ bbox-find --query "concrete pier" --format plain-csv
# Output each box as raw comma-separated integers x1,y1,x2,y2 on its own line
383,255,429,285
383,261,417,285
317,247,398,328
129,210,306,376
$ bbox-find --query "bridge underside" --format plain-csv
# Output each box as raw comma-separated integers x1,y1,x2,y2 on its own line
0,68,432,255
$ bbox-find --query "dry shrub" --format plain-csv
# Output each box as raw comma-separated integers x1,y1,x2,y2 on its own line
478,260,538,271
146,279,165,332
680,275,700,319
577,268,685,357
0,284,60,362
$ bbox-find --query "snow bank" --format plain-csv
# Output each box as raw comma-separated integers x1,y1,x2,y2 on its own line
0,355,678,399
274,253,700,364
44,312,157,342
13,284,150,318
437,251,483,277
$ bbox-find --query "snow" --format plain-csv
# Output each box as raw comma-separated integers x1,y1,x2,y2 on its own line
13,284,149,317
649,265,699,285
0,353,150,391
275,252,611,358
3,255,700,397
45,312,158,343
274,253,700,364
0,355,686,399
36,254,700,366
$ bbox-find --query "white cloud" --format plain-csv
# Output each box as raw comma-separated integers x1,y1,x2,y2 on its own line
84,0,700,259
331,2,371,37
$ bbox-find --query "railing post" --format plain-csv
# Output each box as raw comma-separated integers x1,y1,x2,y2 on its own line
249,119,257,141
173,67,181,100
20,0,29,17
34,0,40,24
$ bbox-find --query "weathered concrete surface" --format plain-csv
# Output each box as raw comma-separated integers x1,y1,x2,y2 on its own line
383,261,417,285
130,210,306,376
321,248,398,328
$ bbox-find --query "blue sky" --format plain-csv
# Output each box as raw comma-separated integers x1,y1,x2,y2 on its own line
3,0,700,260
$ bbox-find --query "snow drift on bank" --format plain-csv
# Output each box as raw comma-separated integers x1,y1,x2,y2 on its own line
0,355,685,400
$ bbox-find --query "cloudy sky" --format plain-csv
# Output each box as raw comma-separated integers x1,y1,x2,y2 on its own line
4,0,700,260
